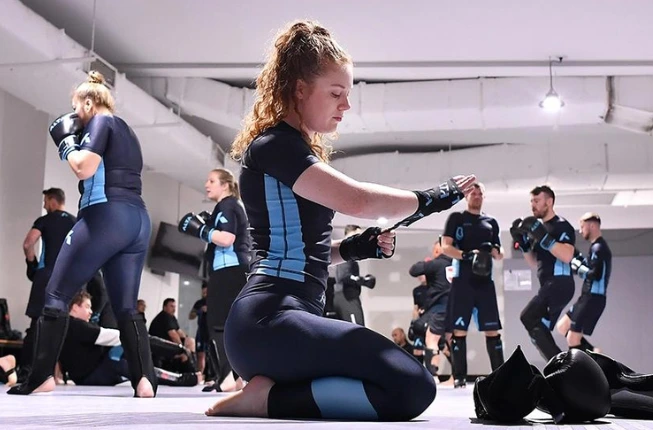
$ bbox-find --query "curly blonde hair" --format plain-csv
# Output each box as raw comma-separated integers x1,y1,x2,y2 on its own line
231,20,351,163
73,70,115,113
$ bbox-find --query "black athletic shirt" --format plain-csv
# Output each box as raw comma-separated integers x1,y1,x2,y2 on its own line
239,121,334,286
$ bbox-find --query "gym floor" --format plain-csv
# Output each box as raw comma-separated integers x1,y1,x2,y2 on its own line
2,383,651,429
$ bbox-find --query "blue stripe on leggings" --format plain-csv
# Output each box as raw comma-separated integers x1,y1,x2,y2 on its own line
311,377,378,420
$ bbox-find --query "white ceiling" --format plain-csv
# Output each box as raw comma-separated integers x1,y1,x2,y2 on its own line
19,0,653,81
8,0,653,229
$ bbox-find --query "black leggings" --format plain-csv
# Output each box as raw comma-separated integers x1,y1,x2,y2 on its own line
224,275,436,421
43,201,151,319
207,265,247,382
333,291,365,326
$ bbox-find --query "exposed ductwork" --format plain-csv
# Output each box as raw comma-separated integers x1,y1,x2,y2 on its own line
157,75,608,134
0,0,217,190
330,141,653,193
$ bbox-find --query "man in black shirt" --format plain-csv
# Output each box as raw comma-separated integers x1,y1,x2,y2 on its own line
332,225,377,326
60,291,200,387
409,238,453,376
442,183,504,388
391,327,415,356
512,185,576,361
555,212,611,352
149,298,196,373
20,188,75,380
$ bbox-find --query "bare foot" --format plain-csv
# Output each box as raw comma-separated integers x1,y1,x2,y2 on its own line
219,372,239,392
0,355,17,387
196,372,204,385
33,376,56,393
234,377,245,391
440,376,454,387
205,375,274,417
135,377,154,398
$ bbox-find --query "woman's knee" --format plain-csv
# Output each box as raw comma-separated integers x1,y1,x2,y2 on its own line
392,368,436,420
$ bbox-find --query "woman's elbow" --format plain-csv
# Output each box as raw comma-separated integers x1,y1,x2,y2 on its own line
75,170,93,180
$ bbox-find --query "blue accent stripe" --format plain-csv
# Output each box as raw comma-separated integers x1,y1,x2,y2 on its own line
591,264,607,295
553,259,571,276
451,258,460,278
472,307,479,330
541,317,552,329
311,377,378,420
37,242,46,269
262,174,306,282
213,244,240,270
80,159,108,209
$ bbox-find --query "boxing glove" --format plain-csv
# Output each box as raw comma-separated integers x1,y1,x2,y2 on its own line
408,318,427,341
198,210,212,224
587,350,653,419
474,345,564,423
178,212,213,243
570,256,589,278
519,217,556,251
537,349,611,423
362,274,376,289
510,218,531,252
471,242,493,278
25,258,38,282
339,227,394,261
49,113,84,161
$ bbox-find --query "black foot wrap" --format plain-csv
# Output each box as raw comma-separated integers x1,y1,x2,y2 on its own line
452,335,467,381
424,348,439,376
485,335,505,371
118,313,157,397
0,367,16,384
7,307,69,395
528,324,561,361
154,367,198,387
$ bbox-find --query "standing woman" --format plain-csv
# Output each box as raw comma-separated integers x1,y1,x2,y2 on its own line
205,20,476,421
179,168,251,391
8,71,156,397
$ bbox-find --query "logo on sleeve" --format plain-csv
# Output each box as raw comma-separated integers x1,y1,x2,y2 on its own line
215,211,229,226
559,232,570,242
80,133,91,146
65,229,74,245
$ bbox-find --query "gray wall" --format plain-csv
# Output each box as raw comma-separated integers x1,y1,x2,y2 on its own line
362,227,653,375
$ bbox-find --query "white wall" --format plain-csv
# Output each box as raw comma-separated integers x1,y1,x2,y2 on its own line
0,89,215,334
139,171,214,324
0,89,49,334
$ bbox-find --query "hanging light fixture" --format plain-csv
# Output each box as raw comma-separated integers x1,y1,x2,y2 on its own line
539,57,565,112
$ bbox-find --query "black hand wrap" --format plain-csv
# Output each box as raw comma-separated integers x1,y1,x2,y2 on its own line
339,227,394,262
391,178,465,230
25,258,38,282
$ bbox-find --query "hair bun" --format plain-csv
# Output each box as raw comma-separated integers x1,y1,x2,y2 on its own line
87,70,106,85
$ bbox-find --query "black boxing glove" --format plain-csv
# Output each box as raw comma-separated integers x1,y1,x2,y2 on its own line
197,210,212,224
474,345,565,423
537,349,611,423
25,258,38,282
362,274,376,289
510,218,532,252
339,227,394,261
472,243,493,278
49,112,84,161
519,216,556,251
587,350,653,419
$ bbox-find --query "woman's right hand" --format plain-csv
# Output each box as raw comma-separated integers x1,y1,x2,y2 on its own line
452,174,477,197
